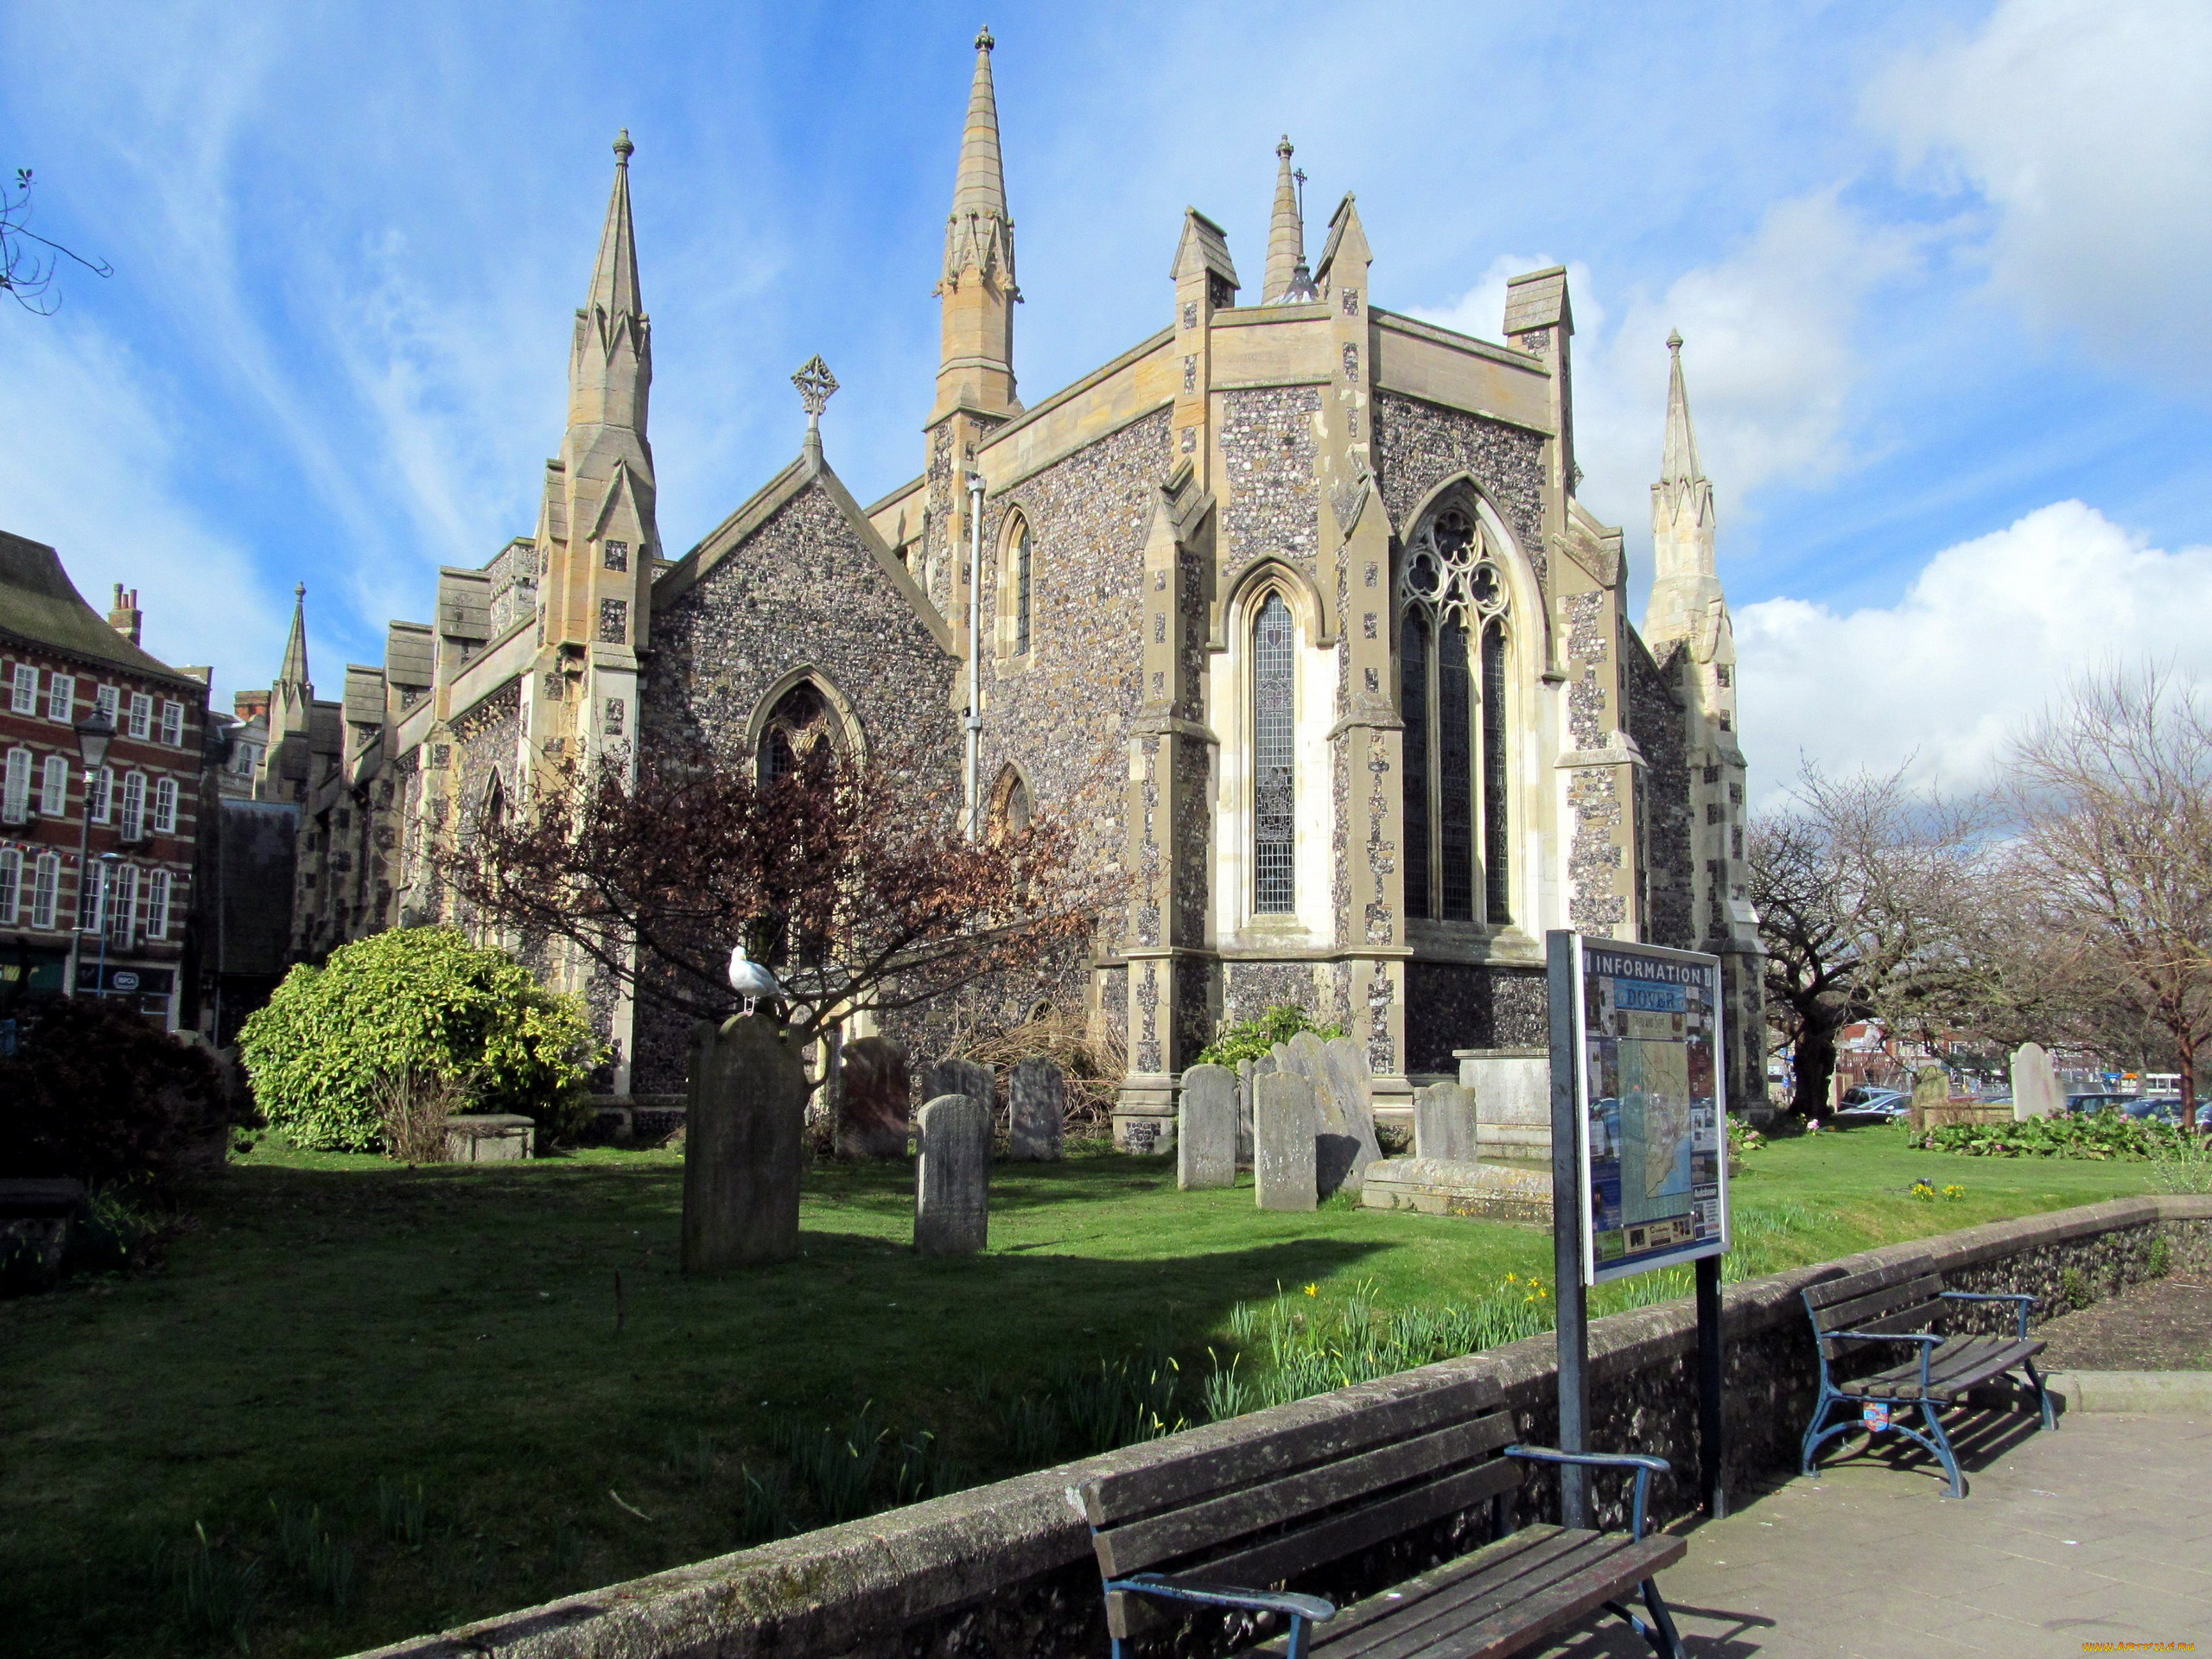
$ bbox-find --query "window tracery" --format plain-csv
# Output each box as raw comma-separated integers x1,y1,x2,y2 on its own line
758,682,833,785
1253,591,1296,914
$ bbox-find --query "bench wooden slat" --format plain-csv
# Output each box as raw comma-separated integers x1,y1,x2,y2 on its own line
1083,1373,1504,1527
1263,1529,1681,1659
1096,1410,1515,1577
1856,1338,2045,1401
1809,1274,1943,1335
1197,1457,1521,1601
1804,1259,1936,1312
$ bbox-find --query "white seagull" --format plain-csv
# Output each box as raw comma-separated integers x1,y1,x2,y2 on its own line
728,942,781,1016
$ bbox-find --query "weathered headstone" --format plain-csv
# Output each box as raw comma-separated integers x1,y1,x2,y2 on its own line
682,1014,807,1271
1909,1065,1951,1129
1413,1082,1478,1162
1235,1058,1257,1168
914,1093,990,1255
1321,1035,1385,1186
1008,1057,1065,1160
925,1058,995,1122
2012,1042,2063,1121
1254,1071,1319,1211
1274,1032,1382,1197
836,1035,911,1159
1178,1065,1238,1189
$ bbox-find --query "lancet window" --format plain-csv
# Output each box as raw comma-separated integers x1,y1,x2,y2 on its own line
1011,519,1033,657
1252,591,1297,914
758,681,833,785
1398,505,1511,924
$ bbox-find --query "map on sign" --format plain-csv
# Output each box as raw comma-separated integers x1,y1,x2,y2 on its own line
1574,938,1727,1283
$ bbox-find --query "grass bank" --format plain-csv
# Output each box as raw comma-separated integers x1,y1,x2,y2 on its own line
0,1124,2161,1657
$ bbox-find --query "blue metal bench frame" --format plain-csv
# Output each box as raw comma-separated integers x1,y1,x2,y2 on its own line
1801,1282,2055,1499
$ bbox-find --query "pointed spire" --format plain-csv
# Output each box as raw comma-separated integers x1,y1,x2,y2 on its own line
1661,329,1703,487
587,130,643,334
942,28,1016,296
1263,137,1313,303
278,582,309,690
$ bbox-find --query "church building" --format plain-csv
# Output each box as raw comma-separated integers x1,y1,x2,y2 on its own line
245,30,1763,1140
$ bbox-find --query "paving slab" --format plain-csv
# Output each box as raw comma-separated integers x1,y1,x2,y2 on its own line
1528,1414,2212,1658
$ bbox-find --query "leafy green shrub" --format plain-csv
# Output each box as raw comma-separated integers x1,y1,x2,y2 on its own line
2147,1135,2212,1194
0,998,246,1188
239,928,601,1151
1196,1003,1349,1067
1909,1110,2181,1160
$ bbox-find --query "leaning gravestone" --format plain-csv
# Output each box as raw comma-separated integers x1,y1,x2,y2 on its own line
914,1094,990,1255
682,1014,807,1271
1414,1081,1479,1162
1177,1065,1238,1190
1254,1071,1319,1212
1274,1032,1383,1198
1236,1056,1266,1168
2012,1042,2063,1122
837,1035,911,1159
1909,1064,1952,1129
1008,1057,1065,1160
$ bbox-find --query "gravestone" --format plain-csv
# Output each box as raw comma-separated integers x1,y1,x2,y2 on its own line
682,1014,807,1271
1274,1033,1382,1198
1177,1065,1238,1189
914,1094,990,1255
925,1058,995,1123
2012,1042,2063,1121
1254,1071,1319,1211
1008,1058,1065,1161
1909,1065,1952,1129
1413,1082,1479,1162
837,1036,910,1159
1235,1057,1264,1168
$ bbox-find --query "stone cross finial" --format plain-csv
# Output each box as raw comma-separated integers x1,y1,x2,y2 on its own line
613,129,633,162
976,23,994,51
793,355,838,461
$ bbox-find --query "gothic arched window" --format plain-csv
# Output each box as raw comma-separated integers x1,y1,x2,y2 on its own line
989,764,1032,838
1012,519,1033,657
758,682,830,785
1398,504,1511,924
1252,591,1297,914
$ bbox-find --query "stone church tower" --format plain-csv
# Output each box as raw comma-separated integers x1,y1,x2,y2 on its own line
264,31,1763,1130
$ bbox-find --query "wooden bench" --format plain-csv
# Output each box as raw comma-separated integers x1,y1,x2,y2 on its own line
1801,1256,2056,1498
1071,1372,1686,1659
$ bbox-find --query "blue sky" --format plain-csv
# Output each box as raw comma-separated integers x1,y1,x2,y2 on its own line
3,0,2209,795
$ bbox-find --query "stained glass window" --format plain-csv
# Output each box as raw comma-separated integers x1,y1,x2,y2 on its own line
1253,593,1296,914
1483,621,1511,923
1439,618,1474,920
1014,523,1032,657
1401,614,1431,919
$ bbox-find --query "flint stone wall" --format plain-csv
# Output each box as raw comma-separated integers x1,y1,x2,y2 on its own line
351,1196,2212,1659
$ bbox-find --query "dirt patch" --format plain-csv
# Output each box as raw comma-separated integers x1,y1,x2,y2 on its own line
2036,1274,2212,1370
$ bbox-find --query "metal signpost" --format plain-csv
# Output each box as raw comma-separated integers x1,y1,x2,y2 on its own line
1548,929,1732,1523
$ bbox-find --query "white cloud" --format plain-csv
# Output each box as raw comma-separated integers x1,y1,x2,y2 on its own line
1870,0,2212,380
1571,189,1923,548
1409,256,1602,351
0,320,289,701
1734,501,2212,796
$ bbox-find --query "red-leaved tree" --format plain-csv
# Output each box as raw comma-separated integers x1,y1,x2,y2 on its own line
434,741,1096,1042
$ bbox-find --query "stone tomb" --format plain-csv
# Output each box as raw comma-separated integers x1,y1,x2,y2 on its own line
914,1094,990,1255
444,1114,536,1161
2012,1042,2064,1122
1360,1157,1550,1224
1253,1071,1319,1211
1177,1064,1237,1190
1412,1082,1478,1163
838,1036,912,1159
1008,1058,1065,1161
682,1014,807,1270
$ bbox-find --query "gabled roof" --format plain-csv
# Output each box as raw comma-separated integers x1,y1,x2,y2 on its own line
0,530,202,688
656,448,957,657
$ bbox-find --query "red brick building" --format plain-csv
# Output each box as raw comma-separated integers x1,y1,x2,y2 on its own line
0,531,209,1028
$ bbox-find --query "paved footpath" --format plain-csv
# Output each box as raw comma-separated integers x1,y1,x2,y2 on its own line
1531,1412,2212,1657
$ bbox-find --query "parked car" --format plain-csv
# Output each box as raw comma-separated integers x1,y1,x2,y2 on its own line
2123,1096,2208,1124
2064,1092,2136,1116
1831,1088,1910,1127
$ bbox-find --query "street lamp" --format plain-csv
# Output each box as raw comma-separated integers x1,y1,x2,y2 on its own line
63,710,113,1000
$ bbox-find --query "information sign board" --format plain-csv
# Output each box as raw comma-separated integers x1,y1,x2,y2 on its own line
1572,937,1728,1283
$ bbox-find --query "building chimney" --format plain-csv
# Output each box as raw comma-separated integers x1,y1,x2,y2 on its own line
109,584,143,645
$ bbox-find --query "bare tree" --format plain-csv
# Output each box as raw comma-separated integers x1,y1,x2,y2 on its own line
2007,666,2212,1133
2,169,111,315
434,740,1100,1044
1749,765,1987,1117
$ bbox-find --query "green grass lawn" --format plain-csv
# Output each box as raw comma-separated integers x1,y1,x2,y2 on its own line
0,1124,2164,1659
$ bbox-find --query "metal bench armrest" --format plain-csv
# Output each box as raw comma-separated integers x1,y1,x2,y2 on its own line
1941,1289,2037,1338
1505,1445,1672,1541
1106,1573,1337,1624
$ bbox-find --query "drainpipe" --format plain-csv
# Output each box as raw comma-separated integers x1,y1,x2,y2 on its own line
964,470,985,840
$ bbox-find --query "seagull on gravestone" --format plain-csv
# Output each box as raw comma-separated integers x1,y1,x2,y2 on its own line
727,942,781,1016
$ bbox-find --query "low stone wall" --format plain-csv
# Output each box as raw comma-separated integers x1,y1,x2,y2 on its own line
353,1195,2212,1659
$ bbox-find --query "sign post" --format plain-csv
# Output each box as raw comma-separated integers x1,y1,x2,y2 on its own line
1546,930,1732,1523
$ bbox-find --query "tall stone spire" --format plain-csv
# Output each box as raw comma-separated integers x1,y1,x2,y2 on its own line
273,582,312,742
933,27,1019,420
1645,329,1719,643
1262,136,1312,303
569,129,650,439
